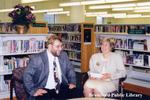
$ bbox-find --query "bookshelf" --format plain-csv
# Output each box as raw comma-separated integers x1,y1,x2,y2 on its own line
48,23,94,72
0,22,48,34
0,34,50,99
94,33,150,70
93,24,150,96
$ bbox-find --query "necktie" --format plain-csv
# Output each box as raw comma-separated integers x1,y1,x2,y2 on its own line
53,58,60,94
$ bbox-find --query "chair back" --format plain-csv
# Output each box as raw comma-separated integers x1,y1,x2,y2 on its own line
10,67,27,100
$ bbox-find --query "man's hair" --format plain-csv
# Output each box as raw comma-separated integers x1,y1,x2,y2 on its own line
46,34,62,47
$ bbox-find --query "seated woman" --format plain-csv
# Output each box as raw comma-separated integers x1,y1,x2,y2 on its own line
84,38,127,97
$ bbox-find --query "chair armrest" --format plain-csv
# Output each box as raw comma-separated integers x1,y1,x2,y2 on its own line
81,72,89,87
118,75,127,92
119,75,127,84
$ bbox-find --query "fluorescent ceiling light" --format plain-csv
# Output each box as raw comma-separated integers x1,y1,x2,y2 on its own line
89,5,111,9
134,7,150,10
85,14,112,18
85,12,126,18
86,13,142,18
105,0,136,3
59,2,81,7
47,11,70,15
112,7,134,11
0,6,35,13
85,14,97,17
59,0,106,6
141,15,150,18
115,14,142,18
111,13,127,18
59,0,136,7
85,12,107,15
32,8,63,13
134,9,150,12
114,15,150,18
127,14,141,18
81,0,105,5
137,2,150,6
113,6,150,11
111,3,136,8
21,0,47,3
99,14,113,17
0,8,13,12
112,13,126,16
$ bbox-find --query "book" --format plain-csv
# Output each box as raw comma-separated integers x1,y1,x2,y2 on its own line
88,72,104,78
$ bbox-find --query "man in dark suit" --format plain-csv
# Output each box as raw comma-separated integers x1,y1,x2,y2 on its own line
23,34,78,100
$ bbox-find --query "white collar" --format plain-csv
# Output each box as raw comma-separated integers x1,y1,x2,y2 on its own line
47,50,55,60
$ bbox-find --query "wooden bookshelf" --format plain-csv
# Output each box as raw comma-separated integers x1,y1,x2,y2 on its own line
123,78,150,96
81,23,94,72
28,22,48,34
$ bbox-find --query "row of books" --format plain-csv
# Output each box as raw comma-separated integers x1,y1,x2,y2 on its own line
95,25,150,34
3,57,29,72
96,36,149,51
69,34,81,42
67,51,81,61
1,23,150,34
56,33,81,42
2,39,45,54
0,23,16,33
116,50,150,67
48,24,81,32
64,43,81,51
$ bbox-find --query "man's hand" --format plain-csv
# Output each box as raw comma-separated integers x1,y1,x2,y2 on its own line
69,84,76,89
33,89,47,96
89,76,97,80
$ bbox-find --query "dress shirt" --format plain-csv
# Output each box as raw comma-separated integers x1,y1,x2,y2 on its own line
45,50,62,89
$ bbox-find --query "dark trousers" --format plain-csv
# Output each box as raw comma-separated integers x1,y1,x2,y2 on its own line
36,84,83,100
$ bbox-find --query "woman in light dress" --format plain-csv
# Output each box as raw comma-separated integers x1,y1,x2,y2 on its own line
84,38,127,97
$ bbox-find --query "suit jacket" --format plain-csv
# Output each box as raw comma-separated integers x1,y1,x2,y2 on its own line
23,50,76,100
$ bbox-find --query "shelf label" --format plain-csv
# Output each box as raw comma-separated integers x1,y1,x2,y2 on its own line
128,29,145,34
31,23,47,27
83,24,93,28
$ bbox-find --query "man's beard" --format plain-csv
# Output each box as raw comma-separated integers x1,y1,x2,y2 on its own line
51,50,60,57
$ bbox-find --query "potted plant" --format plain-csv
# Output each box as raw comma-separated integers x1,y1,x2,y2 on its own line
8,4,36,34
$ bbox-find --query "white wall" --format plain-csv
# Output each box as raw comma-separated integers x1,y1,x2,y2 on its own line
108,17,150,24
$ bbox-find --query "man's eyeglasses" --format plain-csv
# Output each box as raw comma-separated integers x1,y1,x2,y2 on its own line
52,44,64,49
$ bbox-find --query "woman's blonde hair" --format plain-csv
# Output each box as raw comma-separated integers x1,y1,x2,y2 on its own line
99,37,115,52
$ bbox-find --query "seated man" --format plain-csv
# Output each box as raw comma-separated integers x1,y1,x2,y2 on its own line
23,34,81,100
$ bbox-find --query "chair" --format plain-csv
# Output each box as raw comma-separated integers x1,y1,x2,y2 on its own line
10,68,84,100
10,67,27,100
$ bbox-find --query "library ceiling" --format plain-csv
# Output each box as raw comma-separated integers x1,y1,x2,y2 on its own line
0,0,150,19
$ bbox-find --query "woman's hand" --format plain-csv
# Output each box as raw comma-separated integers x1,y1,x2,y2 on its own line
100,73,111,80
